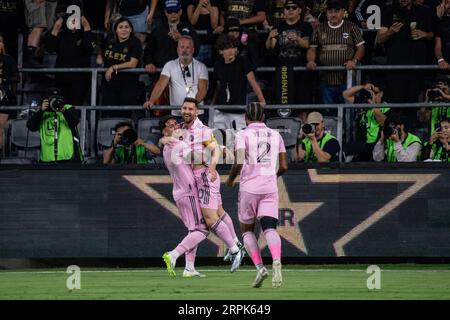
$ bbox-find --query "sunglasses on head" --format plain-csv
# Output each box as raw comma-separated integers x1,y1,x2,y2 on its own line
285,5,299,10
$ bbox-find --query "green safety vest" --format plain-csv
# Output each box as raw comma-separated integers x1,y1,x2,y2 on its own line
114,144,149,164
39,104,76,162
303,132,337,163
385,133,422,162
430,106,450,134
429,142,449,162
360,105,390,144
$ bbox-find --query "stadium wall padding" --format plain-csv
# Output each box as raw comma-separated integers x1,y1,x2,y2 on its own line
1,167,450,258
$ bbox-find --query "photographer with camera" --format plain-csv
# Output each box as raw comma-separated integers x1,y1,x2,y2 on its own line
295,111,341,163
418,77,450,134
26,88,83,163
422,117,450,161
373,113,423,162
103,121,161,164
342,83,390,161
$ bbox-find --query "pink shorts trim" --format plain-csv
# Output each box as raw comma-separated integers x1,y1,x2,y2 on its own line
193,167,222,210
176,195,207,232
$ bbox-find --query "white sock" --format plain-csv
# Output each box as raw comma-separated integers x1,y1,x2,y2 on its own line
170,249,180,260
256,264,264,271
233,237,239,244
230,244,239,254
185,261,195,271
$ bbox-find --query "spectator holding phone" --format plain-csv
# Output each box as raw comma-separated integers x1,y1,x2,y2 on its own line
422,117,450,161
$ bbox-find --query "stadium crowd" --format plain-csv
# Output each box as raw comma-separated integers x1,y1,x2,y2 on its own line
0,0,449,163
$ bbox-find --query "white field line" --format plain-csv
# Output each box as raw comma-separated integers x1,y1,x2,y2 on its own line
1,269,450,275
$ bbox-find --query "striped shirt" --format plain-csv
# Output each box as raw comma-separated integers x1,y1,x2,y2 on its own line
310,20,364,85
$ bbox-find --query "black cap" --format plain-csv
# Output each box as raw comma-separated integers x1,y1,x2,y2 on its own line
284,0,302,8
225,16,241,32
327,0,344,10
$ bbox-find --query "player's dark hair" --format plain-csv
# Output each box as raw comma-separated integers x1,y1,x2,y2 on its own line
215,33,239,51
245,102,265,122
183,97,198,108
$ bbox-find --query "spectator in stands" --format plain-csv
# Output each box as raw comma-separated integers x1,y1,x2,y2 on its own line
373,113,423,162
0,33,20,157
295,111,341,162
212,34,265,130
143,0,199,74
23,0,58,68
377,0,433,104
265,0,287,29
97,17,142,111
224,16,261,70
435,0,450,69
104,0,158,44
26,88,83,163
144,35,208,116
306,0,365,114
422,117,450,161
342,83,390,161
103,121,161,164
266,0,313,113
187,0,220,66
45,15,96,106
0,0,24,60
418,77,450,134
219,0,267,30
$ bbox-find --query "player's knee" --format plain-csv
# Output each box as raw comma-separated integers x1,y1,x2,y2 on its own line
260,216,278,232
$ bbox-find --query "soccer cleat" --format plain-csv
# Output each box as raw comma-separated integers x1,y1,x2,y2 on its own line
162,252,176,277
183,269,206,278
252,267,269,288
224,242,244,262
230,246,245,273
272,261,282,288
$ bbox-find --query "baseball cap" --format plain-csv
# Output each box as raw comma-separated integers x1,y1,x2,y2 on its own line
326,0,344,10
307,112,323,124
284,0,302,8
225,16,241,32
165,0,181,12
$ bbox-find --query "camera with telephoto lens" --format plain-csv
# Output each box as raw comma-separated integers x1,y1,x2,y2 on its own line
48,94,65,112
359,89,373,103
302,123,316,135
426,89,442,101
383,123,398,137
121,128,138,146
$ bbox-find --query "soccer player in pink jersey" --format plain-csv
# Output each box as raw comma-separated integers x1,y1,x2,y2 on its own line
226,102,289,288
161,119,209,278
179,97,245,273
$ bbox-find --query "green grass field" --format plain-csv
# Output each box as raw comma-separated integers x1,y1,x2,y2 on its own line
1,264,450,300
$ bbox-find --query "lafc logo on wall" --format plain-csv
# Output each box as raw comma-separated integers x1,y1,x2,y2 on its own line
123,170,439,256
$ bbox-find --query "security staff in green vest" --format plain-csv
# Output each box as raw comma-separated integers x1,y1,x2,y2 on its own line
422,118,450,162
26,88,83,163
103,121,161,164
373,114,422,162
295,111,341,163
342,83,390,161
418,78,450,135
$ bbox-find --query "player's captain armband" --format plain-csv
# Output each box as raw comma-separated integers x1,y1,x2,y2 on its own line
203,134,217,147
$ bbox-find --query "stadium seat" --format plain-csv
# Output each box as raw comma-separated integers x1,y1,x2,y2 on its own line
266,117,301,148
323,116,338,137
138,118,162,143
8,118,40,161
96,118,132,156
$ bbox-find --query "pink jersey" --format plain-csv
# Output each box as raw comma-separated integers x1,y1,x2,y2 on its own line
181,118,216,165
163,140,197,201
235,122,286,194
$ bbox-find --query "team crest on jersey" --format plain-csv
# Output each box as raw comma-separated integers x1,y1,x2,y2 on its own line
190,135,194,142
343,32,349,39
321,33,327,40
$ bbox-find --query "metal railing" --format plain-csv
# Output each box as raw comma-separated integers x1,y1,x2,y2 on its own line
3,63,445,161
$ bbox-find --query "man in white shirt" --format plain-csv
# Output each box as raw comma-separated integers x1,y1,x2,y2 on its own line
144,35,208,116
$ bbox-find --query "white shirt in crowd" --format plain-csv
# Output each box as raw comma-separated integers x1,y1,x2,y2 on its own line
161,58,208,115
